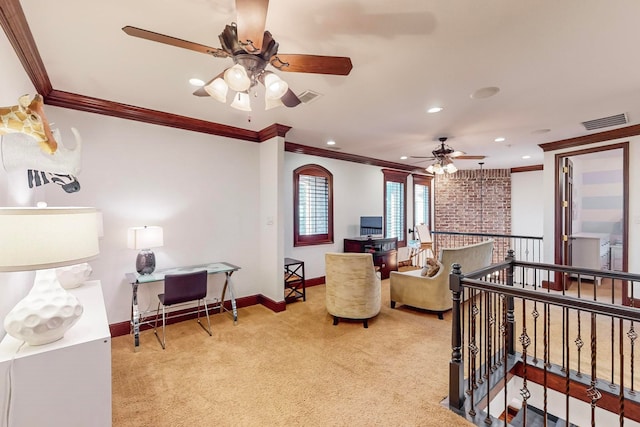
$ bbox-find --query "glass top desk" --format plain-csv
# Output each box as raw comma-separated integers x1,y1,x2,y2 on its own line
125,262,240,351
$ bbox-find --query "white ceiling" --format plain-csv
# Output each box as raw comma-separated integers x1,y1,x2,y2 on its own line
16,0,640,169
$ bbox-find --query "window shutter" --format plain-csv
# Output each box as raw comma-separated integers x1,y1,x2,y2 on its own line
293,164,334,246
299,175,329,235
382,169,409,246
385,181,405,241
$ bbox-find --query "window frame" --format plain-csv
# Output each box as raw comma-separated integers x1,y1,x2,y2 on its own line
412,174,433,231
382,169,409,248
293,164,334,247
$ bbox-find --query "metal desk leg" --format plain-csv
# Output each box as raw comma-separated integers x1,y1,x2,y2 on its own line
131,282,140,352
220,271,238,325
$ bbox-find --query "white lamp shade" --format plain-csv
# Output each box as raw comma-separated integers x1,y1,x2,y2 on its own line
264,73,288,100
431,163,444,174
204,77,228,103
127,226,164,250
231,92,252,111
224,64,251,92
0,207,100,272
265,95,284,110
445,163,458,173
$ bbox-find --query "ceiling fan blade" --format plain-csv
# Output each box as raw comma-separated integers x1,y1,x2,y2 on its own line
271,54,353,76
281,89,302,107
456,155,486,160
193,86,210,97
122,26,229,58
236,0,269,51
409,156,436,159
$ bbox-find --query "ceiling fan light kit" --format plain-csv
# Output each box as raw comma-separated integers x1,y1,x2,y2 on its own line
123,0,352,112
265,95,284,110
230,91,252,111
224,63,252,92
264,72,288,99
411,136,486,174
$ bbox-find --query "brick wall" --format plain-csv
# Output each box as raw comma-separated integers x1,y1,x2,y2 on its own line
434,168,511,235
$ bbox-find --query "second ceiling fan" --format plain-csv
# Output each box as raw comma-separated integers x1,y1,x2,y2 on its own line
411,137,486,174
122,0,353,111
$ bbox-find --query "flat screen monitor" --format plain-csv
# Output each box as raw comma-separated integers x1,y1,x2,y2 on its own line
360,216,383,236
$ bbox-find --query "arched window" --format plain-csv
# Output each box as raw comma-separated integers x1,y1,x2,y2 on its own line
293,164,334,246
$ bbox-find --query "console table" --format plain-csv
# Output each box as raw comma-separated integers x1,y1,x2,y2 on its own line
125,262,240,351
344,236,398,279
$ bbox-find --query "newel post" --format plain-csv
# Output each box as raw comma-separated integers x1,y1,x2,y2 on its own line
449,262,465,410
506,249,516,355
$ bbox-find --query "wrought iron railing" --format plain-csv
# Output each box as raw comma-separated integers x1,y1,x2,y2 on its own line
448,251,640,427
432,230,543,265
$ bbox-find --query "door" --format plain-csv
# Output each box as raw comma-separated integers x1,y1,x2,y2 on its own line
554,144,630,302
562,157,573,269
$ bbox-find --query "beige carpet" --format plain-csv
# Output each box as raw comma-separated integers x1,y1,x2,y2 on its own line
111,279,474,427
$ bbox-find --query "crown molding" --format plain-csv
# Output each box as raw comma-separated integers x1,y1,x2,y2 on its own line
284,142,418,172
539,124,640,152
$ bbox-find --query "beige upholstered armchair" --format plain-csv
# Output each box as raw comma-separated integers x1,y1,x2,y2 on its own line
389,240,494,319
325,252,382,328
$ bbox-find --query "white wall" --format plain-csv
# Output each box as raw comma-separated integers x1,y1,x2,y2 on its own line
258,137,285,302
37,106,265,325
284,152,384,279
0,34,44,341
511,170,544,237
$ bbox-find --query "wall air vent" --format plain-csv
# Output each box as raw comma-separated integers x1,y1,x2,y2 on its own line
581,113,628,131
297,90,322,104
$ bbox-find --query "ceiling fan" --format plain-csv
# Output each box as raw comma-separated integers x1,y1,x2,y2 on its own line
122,0,353,110
411,137,486,174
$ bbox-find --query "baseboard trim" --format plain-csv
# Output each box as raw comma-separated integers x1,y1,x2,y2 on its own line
258,295,286,313
306,276,325,287
109,276,327,337
109,292,303,337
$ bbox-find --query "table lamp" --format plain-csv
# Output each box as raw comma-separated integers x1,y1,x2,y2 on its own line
0,207,100,346
127,226,163,275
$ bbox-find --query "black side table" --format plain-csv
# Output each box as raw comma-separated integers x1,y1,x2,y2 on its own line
284,258,306,302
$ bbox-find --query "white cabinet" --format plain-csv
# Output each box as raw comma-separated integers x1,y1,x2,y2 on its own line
571,233,610,283
0,280,111,427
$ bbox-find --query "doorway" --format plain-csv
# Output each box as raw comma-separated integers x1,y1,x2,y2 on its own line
554,142,629,301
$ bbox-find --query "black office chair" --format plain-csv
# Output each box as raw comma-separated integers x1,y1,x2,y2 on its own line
153,270,212,349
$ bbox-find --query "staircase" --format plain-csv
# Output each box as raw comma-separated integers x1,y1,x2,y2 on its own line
508,405,578,427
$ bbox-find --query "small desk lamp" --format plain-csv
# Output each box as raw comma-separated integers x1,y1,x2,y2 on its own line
127,226,163,275
0,207,100,346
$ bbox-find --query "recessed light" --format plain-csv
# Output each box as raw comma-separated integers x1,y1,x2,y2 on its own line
189,78,205,87
522,155,531,159
400,156,408,160
326,140,336,146
427,107,443,113
470,86,500,99
494,137,505,142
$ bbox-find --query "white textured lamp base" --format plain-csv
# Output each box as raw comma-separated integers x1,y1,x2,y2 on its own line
3,269,84,346
56,263,93,289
